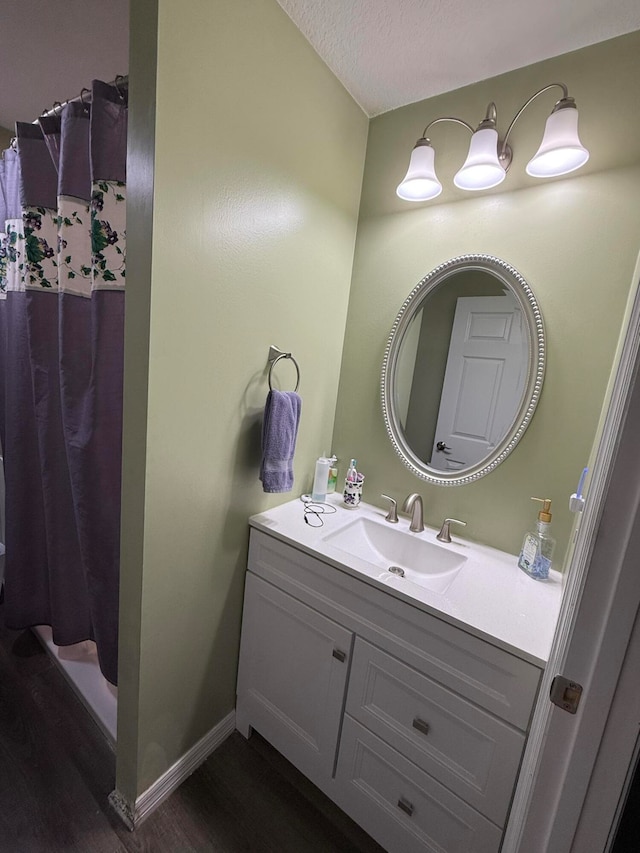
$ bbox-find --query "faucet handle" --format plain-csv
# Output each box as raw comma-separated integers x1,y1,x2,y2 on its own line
381,494,399,524
436,518,467,543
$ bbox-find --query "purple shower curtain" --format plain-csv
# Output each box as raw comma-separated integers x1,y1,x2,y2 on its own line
0,81,127,685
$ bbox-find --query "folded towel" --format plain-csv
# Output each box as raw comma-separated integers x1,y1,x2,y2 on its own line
260,390,302,493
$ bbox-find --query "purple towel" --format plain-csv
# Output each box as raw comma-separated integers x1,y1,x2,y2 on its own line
260,390,302,493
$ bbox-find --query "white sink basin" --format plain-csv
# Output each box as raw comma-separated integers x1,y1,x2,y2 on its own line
323,517,467,595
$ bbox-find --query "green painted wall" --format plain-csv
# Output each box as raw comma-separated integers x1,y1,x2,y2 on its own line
118,0,367,799
117,0,158,805
332,32,640,564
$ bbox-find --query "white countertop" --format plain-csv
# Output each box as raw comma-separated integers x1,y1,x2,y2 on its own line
249,495,563,668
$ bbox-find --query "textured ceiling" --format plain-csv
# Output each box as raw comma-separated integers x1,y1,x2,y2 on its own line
276,0,640,116
2,0,640,134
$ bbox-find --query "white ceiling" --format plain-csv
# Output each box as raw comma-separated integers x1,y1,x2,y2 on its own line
276,0,640,116
1,0,639,133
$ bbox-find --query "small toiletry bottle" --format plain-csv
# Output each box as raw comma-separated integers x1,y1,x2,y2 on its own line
327,456,338,494
311,456,331,502
518,497,556,580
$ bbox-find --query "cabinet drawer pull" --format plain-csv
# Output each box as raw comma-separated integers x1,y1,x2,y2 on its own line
332,648,347,662
397,796,414,817
412,717,430,736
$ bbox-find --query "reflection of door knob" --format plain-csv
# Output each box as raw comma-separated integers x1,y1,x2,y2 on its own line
436,441,451,453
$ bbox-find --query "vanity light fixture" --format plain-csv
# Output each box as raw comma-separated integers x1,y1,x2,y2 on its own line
396,83,589,201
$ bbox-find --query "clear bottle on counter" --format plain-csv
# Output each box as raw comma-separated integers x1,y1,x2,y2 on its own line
518,497,556,580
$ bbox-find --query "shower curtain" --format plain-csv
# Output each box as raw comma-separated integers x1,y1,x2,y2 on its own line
0,80,127,685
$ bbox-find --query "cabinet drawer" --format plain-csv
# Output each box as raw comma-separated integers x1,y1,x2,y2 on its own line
347,638,524,825
236,574,352,788
334,716,502,853
249,530,541,728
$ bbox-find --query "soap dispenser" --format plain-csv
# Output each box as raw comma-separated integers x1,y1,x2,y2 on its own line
311,456,332,503
518,497,556,580
326,455,338,494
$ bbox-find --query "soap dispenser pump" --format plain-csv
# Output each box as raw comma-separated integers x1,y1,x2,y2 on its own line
518,497,556,580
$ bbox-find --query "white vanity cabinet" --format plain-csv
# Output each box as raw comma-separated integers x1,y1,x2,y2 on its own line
236,528,544,853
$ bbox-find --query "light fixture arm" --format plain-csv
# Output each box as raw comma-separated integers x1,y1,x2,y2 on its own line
420,115,475,140
421,105,514,172
500,82,570,161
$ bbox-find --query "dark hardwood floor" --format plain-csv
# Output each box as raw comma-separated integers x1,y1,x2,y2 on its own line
0,606,384,853
612,752,640,853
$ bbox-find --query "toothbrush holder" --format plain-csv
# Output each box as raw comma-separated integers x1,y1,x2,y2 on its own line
343,476,364,509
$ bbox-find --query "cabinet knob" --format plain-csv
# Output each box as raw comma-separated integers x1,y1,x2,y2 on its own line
412,717,430,736
397,796,414,817
332,648,347,662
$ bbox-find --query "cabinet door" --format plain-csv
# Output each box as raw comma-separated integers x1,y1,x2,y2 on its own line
236,573,353,786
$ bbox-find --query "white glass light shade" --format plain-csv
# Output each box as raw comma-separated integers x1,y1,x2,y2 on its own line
396,141,442,201
454,127,506,191
526,107,589,178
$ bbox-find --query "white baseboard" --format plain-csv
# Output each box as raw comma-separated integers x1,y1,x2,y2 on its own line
109,710,236,829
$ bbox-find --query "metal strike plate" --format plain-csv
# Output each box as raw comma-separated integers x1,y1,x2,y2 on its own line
550,674,583,714
412,717,430,736
397,796,414,817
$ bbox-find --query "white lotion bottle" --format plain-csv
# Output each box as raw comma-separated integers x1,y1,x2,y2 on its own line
311,456,331,502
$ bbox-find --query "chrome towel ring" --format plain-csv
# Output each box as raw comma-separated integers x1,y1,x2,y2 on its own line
267,345,300,392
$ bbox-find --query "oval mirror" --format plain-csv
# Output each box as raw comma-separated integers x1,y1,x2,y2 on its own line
381,254,545,486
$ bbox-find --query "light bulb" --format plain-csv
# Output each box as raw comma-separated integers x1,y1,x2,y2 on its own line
454,127,506,191
527,106,589,178
396,139,442,201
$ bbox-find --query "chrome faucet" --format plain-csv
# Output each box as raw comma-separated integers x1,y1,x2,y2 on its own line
402,493,424,533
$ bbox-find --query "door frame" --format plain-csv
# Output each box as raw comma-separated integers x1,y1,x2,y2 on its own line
502,249,640,852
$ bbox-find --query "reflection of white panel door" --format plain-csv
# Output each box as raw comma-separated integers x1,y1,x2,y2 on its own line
430,296,526,471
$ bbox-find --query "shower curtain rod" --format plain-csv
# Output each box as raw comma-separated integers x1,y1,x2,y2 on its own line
8,76,128,148
35,75,128,121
